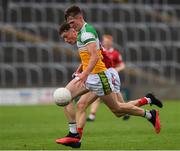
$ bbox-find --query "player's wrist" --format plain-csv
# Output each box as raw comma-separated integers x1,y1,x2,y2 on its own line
82,70,89,76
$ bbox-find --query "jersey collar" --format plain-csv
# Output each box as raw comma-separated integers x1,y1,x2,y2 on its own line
80,22,87,32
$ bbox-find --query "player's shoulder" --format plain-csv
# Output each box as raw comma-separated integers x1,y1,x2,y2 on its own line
84,23,96,31
82,23,98,37
113,48,121,55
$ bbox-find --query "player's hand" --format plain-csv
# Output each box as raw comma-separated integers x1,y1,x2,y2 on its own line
75,72,88,87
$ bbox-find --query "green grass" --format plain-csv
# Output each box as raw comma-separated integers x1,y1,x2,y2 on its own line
0,101,180,150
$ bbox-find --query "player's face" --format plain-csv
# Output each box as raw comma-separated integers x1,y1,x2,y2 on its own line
61,29,77,45
102,37,113,50
67,15,82,31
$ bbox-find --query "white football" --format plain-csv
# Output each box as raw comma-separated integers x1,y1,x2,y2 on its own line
53,88,71,106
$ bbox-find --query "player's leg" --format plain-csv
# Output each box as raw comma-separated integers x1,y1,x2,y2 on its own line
56,71,113,147
108,68,131,120
92,69,145,117
109,68,162,121
65,78,89,100
116,92,163,108
76,92,98,136
56,91,98,148
64,102,76,132
86,68,118,122
100,92,144,116
63,101,76,123
114,92,130,119
115,91,163,124
87,98,101,121
56,78,89,147
100,93,161,133
127,93,163,108
63,78,89,133
56,92,98,148
94,69,161,133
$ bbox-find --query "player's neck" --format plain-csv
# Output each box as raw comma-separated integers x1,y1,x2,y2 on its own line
79,20,86,31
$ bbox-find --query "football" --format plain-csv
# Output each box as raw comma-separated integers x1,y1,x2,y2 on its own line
53,87,72,106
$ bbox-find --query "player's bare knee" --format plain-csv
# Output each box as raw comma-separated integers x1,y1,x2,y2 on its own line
77,101,87,112
110,107,124,117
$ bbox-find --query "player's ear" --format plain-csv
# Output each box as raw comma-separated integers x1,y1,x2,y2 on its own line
78,15,83,20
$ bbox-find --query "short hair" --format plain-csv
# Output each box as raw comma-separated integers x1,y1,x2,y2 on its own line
65,5,82,20
58,22,71,35
103,34,113,41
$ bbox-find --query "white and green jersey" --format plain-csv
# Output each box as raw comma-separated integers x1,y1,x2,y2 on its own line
76,22,107,74
77,22,100,51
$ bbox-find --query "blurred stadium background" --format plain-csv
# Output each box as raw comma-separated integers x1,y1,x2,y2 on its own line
0,0,180,104
1,0,180,150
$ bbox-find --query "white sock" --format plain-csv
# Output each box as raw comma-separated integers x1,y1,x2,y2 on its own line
89,114,95,120
69,122,77,134
144,110,152,120
145,97,151,104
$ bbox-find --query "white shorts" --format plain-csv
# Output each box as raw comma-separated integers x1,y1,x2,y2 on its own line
85,70,114,96
108,68,121,93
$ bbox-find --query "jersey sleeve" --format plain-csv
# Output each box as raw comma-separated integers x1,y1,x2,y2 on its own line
81,32,96,45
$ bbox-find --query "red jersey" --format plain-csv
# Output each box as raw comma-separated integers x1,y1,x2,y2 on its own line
101,47,123,68
105,48,123,68
100,48,113,68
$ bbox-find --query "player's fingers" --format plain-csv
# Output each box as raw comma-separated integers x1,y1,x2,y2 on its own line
76,79,85,88
74,77,82,86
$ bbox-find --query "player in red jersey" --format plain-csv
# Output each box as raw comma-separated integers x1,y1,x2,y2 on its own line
102,35,125,71
87,35,127,121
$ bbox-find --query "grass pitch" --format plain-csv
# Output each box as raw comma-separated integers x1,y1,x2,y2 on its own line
0,101,180,150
